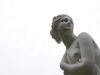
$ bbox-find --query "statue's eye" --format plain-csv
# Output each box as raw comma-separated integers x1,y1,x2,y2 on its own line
61,18,68,22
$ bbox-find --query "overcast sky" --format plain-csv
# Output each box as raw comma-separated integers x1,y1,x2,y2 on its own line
0,0,100,75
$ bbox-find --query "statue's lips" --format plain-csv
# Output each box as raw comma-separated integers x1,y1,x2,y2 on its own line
66,27,71,30
66,23,72,30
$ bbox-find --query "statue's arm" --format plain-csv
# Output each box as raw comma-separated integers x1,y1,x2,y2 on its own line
60,32,95,75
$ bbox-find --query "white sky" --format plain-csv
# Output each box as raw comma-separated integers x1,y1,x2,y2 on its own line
0,0,100,75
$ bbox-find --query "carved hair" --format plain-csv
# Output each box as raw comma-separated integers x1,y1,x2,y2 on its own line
50,14,74,44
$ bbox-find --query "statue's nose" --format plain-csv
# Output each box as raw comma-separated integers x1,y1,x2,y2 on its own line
67,22,71,27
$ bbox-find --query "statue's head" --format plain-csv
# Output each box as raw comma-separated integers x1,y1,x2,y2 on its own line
50,14,74,44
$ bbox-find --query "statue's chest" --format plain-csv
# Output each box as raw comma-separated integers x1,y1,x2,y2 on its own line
67,43,81,63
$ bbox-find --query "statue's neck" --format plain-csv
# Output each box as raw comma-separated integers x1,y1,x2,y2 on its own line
60,33,77,49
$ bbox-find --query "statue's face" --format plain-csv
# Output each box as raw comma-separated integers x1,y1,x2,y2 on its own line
58,16,74,34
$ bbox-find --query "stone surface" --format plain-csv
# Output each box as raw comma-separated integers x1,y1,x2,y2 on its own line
50,14,100,75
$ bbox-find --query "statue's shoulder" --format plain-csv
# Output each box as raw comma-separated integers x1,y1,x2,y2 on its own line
77,32,93,42
78,32,91,37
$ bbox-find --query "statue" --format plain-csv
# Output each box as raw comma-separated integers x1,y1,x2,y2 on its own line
50,14,100,75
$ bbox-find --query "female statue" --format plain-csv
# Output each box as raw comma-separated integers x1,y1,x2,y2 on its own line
50,14,100,75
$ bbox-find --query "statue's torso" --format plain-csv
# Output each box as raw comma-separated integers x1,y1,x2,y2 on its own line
67,42,81,64
63,38,100,75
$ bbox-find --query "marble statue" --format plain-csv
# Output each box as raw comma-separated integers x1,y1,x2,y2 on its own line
50,14,100,75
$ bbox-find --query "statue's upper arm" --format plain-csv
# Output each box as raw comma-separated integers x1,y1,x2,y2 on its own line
78,32,95,70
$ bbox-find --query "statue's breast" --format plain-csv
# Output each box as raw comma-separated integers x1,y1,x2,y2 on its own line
68,43,81,63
